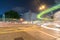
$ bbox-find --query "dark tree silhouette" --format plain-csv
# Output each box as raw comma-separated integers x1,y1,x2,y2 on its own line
5,10,20,19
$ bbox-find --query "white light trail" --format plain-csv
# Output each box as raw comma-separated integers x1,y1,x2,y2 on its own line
41,23,60,31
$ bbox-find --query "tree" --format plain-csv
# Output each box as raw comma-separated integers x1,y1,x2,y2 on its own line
5,10,20,19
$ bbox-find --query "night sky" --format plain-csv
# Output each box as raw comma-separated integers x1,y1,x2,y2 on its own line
0,0,55,15
0,0,30,15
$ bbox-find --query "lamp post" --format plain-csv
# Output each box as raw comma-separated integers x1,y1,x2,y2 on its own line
38,4,47,23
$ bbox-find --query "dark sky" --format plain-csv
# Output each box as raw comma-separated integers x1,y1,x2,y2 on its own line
0,0,30,15
0,0,55,15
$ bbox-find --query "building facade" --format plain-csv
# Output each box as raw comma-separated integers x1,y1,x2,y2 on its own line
23,11,37,21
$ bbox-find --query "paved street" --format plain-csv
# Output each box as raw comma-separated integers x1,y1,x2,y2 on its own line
0,24,60,40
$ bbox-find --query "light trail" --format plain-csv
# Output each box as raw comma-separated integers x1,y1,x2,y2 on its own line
37,4,60,19
37,4,60,31
41,23,60,32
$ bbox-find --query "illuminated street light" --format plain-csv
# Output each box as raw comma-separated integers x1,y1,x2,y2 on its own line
20,18,24,22
39,4,46,11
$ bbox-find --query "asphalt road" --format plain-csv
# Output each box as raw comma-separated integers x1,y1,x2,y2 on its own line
0,24,60,40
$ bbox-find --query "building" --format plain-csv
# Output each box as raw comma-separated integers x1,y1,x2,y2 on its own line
54,11,60,21
23,11,37,21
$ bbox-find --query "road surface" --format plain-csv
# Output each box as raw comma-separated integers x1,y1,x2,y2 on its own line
0,24,60,40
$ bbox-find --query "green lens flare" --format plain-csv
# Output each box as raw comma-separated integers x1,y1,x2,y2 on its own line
37,4,60,19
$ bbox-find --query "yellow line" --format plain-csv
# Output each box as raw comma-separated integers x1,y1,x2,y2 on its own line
0,30,25,34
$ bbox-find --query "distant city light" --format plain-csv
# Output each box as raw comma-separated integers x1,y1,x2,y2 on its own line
20,18,24,22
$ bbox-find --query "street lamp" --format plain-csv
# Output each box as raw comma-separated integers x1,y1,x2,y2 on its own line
19,18,24,24
38,4,47,22
20,18,24,22
39,4,46,11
